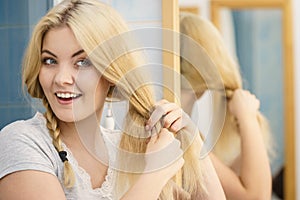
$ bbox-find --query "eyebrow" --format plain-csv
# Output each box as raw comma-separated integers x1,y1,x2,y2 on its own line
41,49,85,58
41,50,57,58
72,49,85,58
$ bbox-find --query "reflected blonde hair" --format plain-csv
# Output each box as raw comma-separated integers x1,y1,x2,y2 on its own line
180,13,273,166
22,0,206,198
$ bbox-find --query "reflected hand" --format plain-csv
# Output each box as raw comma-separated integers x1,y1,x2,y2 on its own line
229,89,260,121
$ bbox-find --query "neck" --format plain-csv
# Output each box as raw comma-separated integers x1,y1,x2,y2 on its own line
58,112,109,164
58,110,104,152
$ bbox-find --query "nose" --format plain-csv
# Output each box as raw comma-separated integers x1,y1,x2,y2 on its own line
54,63,75,86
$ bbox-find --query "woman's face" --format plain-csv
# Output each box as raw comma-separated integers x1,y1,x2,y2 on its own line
39,26,110,122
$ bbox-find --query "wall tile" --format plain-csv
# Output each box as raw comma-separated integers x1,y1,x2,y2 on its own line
0,1,51,131
0,27,29,104
0,105,33,129
0,0,28,26
0,28,9,104
0,1,8,25
28,0,51,26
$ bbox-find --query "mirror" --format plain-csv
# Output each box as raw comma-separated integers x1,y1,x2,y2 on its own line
210,0,295,199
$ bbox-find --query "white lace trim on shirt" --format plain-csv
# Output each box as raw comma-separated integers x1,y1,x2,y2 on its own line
62,143,114,199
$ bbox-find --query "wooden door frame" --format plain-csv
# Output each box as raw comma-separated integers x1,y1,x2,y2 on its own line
162,0,182,186
162,0,180,103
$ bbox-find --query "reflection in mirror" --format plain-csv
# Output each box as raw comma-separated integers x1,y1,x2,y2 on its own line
230,7,283,176
179,12,274,199
210,1,295,199
229,9,284,199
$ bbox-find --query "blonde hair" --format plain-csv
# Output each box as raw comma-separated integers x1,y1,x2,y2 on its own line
180,13,273,166
22,1,206,198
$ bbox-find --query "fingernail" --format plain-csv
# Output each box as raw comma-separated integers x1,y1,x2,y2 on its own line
145,125,150,131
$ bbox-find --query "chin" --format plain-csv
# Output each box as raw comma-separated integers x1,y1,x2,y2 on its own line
51,109,76,123
52,106,101,123
56,114,76,123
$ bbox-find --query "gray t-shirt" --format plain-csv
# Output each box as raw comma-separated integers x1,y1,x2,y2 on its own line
0,112,121,200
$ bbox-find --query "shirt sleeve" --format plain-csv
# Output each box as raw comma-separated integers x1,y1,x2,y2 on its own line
0,121,58,179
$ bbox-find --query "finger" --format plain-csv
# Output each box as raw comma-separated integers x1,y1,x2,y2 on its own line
147,106,165,130
156,128,176,148
148,130,158,144
147,103,178,129
154,99,169,106
162,108,181,129
151,125,159,137
240,89,248,97
234,89,242,95
169,118,183,132
255,98,260,110
158,128,175,141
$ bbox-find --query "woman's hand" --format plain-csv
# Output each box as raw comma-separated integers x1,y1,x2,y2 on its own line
145,99,197,134
142,100,227,200
229,89,260,122
121,128,184,200
144,128,184,177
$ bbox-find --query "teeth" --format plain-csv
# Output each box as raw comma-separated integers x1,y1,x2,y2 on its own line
56,93,80,98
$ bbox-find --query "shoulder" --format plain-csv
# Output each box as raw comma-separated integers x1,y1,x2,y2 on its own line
1,112,48,136
0,113,59,179
0,112,52,144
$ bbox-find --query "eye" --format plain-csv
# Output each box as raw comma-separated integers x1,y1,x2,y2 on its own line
76,58,92,68
42,57,57,65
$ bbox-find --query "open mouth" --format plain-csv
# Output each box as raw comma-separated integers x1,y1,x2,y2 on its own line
55,92,82,101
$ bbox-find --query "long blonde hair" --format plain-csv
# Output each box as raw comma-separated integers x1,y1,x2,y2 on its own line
180,13,273,166
22,1,206,198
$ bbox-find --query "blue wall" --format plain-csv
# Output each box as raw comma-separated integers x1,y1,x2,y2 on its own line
0,0,52,129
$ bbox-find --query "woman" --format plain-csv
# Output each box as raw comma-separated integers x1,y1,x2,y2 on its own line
0,1,225,199
179,13,273,200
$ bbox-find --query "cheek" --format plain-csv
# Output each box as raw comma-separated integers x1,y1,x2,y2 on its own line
95,77,110,99
76,72,110,101
38,68,51,91
76,72,100,91
77,69,109,92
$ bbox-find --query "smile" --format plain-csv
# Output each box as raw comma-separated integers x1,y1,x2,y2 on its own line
55,92,82,99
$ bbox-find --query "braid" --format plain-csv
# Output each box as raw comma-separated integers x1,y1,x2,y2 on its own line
42,98,75,188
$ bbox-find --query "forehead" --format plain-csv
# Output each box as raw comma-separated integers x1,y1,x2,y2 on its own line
42,26,83,54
